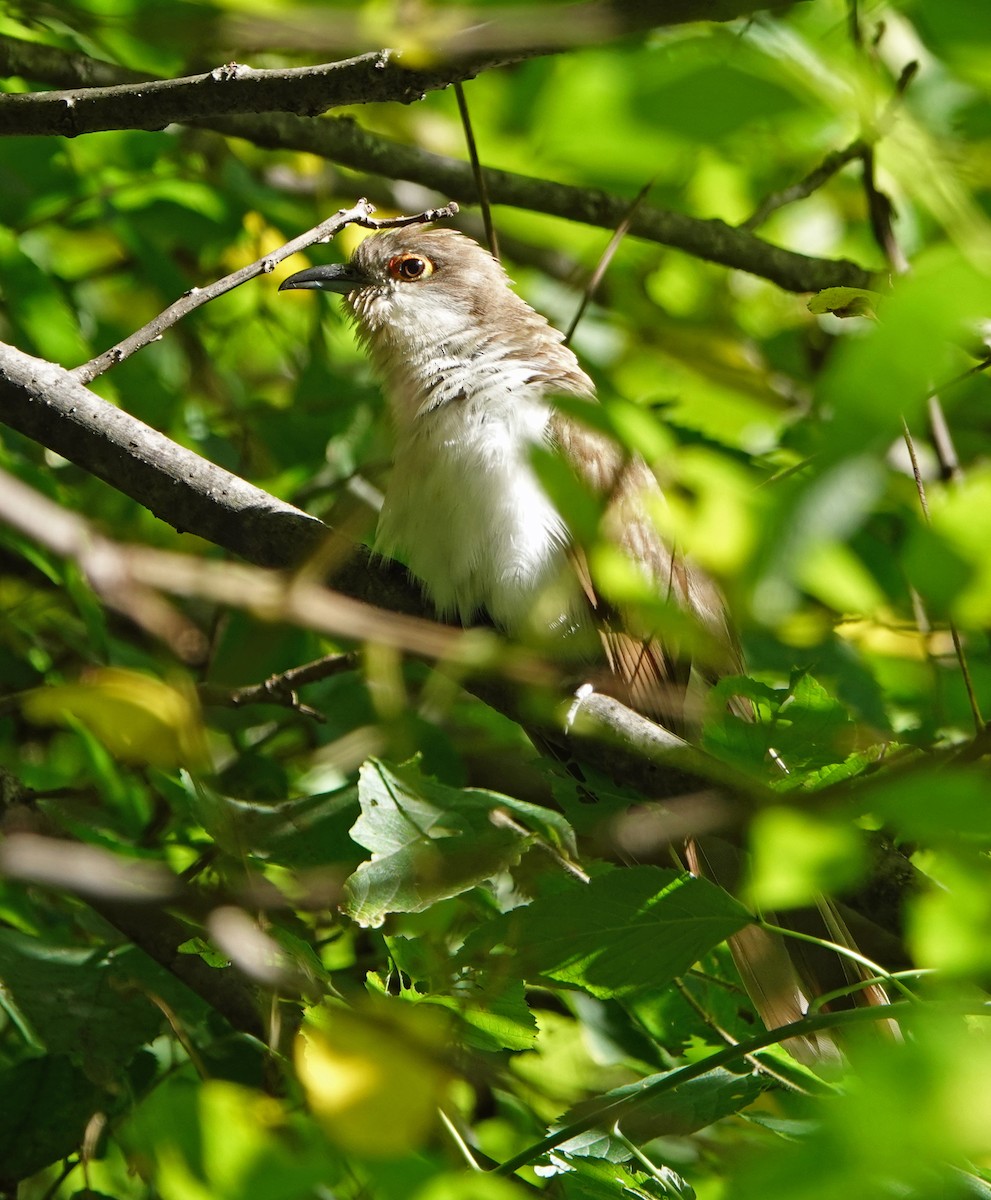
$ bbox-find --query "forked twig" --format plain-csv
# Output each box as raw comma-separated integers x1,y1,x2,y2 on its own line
71,198,459,384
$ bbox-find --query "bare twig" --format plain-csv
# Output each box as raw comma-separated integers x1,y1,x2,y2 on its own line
199,652,358,719
207,110,874,293
671,977,811,1091
927,394,962,484
454,81,499,260
744,61,917,237
72,199,459,383
565,178,653,345
900,417,984,733
743,139,867,231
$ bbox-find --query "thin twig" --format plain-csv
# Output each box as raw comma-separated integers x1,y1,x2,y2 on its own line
928,394,962,484
672,977,813,1093
899,417,931,523
71,199,459,383
454,81,499,260
761,919,918,1002
743,139,867,231
899,362,983,735
199,652,358,719
744,61,916,235
565,178,653,345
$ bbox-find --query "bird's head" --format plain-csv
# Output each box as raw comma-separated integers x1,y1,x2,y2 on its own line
279,227,512,345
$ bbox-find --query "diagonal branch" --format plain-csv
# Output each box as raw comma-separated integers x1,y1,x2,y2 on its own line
204,110,875,293
72,198,459,383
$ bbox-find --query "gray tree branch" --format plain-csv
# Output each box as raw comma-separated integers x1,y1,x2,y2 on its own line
207,111,875,293
0,48,531,138
0,33,875,293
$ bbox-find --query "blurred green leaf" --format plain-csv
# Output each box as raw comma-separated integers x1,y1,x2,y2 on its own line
748,806,867,909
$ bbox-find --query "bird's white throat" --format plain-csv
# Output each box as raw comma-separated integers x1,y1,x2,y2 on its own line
374,361,579,635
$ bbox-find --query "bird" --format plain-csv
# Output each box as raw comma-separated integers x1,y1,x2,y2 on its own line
279,226,736,729
279,225,884,1059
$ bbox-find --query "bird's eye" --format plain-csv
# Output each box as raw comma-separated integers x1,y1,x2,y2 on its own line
388,254,434,282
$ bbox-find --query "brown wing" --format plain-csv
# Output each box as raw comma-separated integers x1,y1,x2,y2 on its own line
550,407,897,1059
550,407,738,731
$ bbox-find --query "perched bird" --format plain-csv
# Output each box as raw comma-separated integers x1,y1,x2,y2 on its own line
280,226,881,1058
280,226,734,728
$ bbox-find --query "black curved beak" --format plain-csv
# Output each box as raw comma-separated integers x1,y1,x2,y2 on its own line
278,263,372,294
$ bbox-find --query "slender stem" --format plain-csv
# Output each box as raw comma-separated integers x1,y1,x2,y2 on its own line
565,178,653,345
438,1108,486,1171
673,977,815,1093
492,1001,991,1177
808,969,937,1016
454,81,499,260
743,139,866,231
760,919,919,1002
901,417,985,733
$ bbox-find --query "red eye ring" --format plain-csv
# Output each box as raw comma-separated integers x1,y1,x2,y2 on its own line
388,254,434,282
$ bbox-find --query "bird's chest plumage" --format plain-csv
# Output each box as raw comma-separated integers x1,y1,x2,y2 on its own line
375,380,574,632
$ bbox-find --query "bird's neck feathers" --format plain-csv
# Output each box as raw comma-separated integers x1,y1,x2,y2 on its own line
349,277,595,434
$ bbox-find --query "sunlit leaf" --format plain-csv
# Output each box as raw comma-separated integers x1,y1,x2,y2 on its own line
296,1001,451,1158
343,758,576,927
748,806,867,909
465,866,752,999
21,668,208,768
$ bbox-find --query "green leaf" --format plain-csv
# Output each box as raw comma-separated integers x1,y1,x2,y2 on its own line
705,673,855,777
747,807,867,909
819,246,991,456
342,759,577,927
465,866,752,999
807,288,880,318
121,1075,341,1199
859,766,991,845
0,1056,109,1182
0,930,165,1083
558,1066,766,1157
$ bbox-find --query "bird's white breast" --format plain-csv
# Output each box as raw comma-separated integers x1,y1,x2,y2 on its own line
375,376,576,633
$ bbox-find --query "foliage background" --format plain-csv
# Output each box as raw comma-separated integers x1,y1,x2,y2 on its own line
2,0,991,1197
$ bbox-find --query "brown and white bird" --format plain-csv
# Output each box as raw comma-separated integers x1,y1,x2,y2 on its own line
280,226,734,727
280,226,884,1058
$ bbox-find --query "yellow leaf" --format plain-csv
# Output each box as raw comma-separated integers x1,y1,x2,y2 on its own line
22,667,207,768
296,1001,451,1158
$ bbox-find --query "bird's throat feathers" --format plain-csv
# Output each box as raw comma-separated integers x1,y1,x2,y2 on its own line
342,228,594,430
